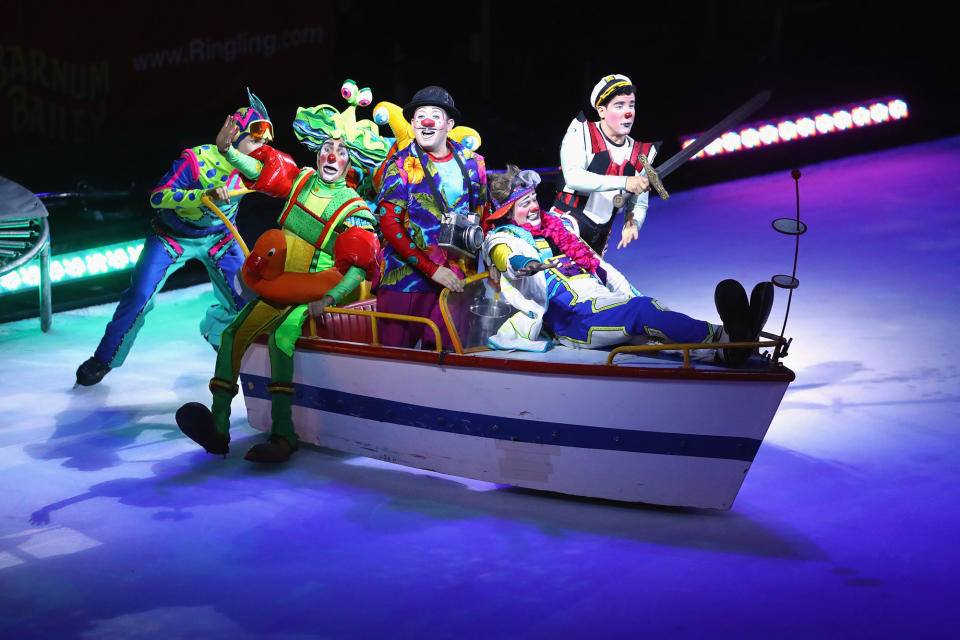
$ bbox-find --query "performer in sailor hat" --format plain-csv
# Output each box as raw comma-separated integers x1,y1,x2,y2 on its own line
549,74,656,255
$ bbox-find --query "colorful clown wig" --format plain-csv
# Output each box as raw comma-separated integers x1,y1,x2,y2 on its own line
232,88,274,146
292,79,391,172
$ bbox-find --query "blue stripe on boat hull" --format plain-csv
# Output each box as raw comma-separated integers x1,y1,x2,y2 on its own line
240,374,762,462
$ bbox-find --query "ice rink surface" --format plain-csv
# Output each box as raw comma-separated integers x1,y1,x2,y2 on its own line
1,137,958,639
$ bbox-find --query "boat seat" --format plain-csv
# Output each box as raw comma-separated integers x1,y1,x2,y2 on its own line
307,297,377,343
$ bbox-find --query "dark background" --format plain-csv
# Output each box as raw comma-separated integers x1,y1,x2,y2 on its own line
1,0,954,319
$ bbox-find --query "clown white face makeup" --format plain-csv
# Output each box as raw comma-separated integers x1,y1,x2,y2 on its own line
510,192,541,227
597,92,636,144
411,106,453,156
318,138,350,183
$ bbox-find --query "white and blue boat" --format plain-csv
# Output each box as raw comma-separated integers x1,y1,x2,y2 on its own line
238,282,794,510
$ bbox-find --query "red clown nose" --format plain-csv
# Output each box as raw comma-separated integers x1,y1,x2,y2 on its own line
420,118,436,128
623,111,634,119
326,153,337,164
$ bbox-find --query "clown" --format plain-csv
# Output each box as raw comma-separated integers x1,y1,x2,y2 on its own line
75,89,270,387
175,80,387,463
376,86,489,350
550,74,656,255
370,99,482,192
483,166,773,366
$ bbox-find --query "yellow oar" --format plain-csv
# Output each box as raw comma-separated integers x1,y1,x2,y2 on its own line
199,188,254,257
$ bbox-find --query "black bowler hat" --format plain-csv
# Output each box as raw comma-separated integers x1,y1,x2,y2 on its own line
402,86,461,122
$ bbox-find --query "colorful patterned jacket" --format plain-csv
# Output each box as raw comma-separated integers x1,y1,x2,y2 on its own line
377,140,488,292
149,144,246,238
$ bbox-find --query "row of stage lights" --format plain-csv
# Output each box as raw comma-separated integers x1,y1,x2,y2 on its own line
0,241,144,295
681,97,908,159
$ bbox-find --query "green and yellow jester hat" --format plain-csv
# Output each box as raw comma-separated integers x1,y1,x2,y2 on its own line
292,79,390,173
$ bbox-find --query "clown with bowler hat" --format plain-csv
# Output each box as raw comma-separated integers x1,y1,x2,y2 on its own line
375,85,489,349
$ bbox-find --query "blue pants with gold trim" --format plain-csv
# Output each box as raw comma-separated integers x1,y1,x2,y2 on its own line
544,292,714,347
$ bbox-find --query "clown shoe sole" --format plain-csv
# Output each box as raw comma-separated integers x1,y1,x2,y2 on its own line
175,402,229,455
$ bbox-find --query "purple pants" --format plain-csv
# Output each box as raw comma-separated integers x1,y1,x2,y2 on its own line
376,289,460,350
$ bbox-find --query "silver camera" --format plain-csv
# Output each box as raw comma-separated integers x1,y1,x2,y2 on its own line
437,211,483,257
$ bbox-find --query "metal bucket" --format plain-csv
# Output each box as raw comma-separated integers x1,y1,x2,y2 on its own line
465,298,513,349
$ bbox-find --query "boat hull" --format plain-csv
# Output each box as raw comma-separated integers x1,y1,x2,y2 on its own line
239,341,791,509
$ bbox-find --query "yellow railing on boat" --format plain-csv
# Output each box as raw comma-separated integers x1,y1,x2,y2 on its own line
607,333,787,368
307,306,443,353
313,270,789,369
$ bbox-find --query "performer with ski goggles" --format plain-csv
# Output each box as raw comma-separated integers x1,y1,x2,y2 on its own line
75,89,271,387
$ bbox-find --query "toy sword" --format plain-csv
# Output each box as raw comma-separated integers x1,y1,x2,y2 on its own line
616,89,772,205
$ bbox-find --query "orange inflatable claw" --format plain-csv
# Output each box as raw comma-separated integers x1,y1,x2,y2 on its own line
242,229,343,304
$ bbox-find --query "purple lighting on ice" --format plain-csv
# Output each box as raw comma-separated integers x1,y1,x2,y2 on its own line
681,97,909,160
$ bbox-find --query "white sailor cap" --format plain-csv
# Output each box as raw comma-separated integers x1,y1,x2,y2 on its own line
591,74,634,110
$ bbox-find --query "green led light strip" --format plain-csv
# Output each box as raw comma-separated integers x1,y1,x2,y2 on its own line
0,241,144,295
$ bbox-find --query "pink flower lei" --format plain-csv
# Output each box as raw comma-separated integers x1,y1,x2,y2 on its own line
519,213,600,275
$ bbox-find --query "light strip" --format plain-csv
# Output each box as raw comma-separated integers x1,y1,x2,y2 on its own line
0,240,144,295
681,97,909,160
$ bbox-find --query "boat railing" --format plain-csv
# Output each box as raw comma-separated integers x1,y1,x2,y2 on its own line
607,332,788,369
306,303,444,353
313,271,791,368
304,271,496,355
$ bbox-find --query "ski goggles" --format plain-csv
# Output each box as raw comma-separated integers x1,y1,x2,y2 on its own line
245,119,274,142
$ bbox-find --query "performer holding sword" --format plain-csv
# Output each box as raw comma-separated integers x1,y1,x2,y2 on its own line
549,74,654,255
551,73,769,255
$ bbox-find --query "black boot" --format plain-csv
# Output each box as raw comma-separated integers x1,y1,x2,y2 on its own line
76,357,111,386
176,402,230,455
714,279,752,367
244,434,298,463
749,281,775,339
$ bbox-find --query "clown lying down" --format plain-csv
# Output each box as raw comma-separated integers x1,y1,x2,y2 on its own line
482,166,773,366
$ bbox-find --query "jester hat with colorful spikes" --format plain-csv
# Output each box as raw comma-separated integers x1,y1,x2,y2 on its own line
232,88,274,145
292,79,390,172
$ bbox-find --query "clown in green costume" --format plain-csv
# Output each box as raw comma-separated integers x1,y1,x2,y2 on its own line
176,80,390,463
